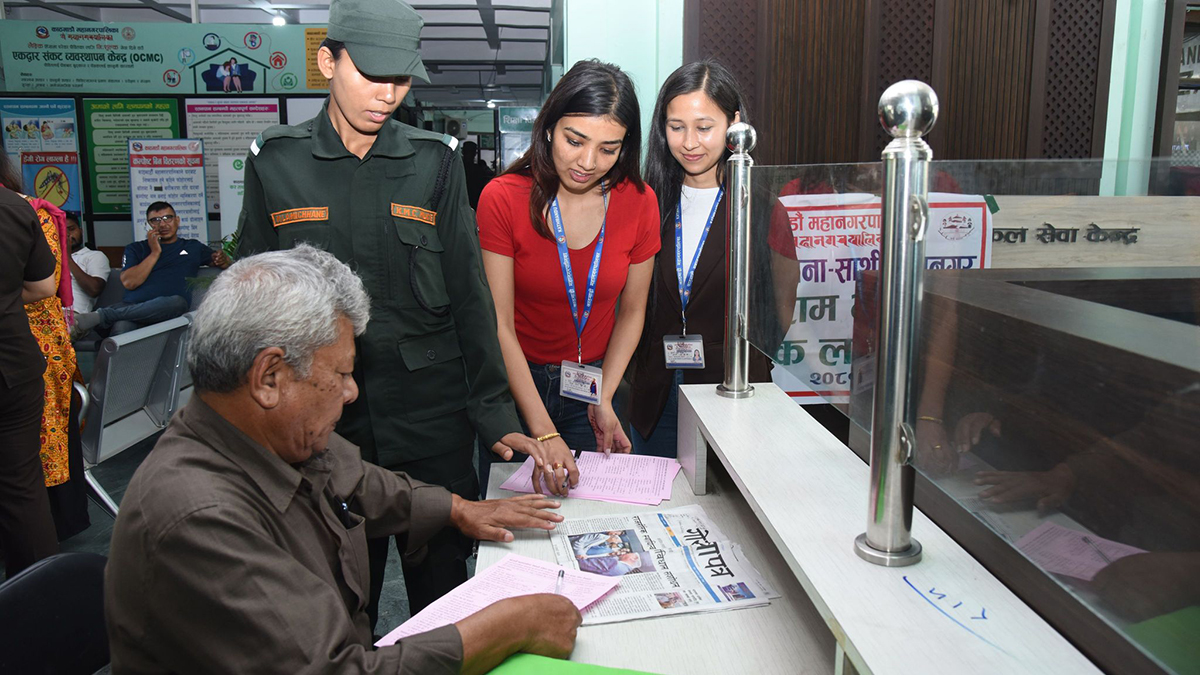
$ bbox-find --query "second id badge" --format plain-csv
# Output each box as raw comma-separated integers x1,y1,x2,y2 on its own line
663,334,705,369
560,360,604,405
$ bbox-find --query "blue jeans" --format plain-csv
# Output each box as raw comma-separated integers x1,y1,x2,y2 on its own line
478,359,602,497
631,370,684,458
97,295,189,332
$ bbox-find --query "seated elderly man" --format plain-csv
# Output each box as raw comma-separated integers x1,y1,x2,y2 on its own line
105,245,580,674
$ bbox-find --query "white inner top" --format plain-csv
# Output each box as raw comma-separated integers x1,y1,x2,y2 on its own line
679,185,722,286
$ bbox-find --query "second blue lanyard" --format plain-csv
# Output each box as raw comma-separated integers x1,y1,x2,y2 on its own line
550,187,609,363
674,186,723,334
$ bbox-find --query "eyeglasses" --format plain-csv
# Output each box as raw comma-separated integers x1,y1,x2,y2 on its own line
145,214,177,227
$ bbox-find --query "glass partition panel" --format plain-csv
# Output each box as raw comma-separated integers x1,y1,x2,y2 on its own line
746,162,882,413
846,157,1198,674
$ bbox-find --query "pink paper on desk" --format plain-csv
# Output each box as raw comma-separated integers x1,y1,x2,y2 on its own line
496,452,679,506
1015,521,1145,581
376,554,619,647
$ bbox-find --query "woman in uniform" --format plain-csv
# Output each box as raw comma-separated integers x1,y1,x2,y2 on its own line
235,0,548,625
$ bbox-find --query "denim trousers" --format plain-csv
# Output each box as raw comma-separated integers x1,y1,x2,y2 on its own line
97,295,189,330
478,359,602,496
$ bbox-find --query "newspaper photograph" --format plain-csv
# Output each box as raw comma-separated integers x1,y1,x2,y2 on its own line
558,540,777,625
548,506,777,624
548,505,730,562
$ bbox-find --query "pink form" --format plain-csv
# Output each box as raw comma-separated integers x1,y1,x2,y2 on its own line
376,553,619,646
1016,521,1145,581
497,451,680,506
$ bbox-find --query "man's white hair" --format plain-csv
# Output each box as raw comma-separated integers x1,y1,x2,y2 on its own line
187,245,370,393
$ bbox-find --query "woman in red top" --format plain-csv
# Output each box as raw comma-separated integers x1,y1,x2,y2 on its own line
478,59,660,495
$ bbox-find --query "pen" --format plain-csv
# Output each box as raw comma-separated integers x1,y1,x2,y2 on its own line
562,448,583,492
1081,536,1112,564
554,569,565,595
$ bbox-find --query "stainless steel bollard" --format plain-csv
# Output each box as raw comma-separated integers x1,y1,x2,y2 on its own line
717,122,756,399
853,80,939,567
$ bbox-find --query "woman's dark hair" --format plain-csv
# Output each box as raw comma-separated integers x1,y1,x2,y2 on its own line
320,38,347,59
503,59,644,240
644,60,747,237
0,150,23,193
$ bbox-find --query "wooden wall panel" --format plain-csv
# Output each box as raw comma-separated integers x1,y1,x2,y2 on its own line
685,0,1116,165
757,0,869,165
931,0,1038,160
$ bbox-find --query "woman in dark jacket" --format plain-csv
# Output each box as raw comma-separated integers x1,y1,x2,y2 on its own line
0,155,60,576
629,61,773,457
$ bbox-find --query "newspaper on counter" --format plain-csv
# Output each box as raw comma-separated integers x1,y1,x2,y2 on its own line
550,505,778,624
548,505,730,558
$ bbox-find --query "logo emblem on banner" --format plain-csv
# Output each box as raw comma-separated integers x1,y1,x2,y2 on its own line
35,26,49,39
938,212,975,241
122,27,136,41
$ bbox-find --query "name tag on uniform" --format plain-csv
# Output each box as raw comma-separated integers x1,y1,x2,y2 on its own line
663,334,705,369
560,360,603,405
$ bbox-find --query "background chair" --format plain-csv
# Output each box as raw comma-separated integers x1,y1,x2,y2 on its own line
0,552,109,674
79,315,192,517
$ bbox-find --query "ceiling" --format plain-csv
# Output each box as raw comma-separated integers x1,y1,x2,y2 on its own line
2,0,554,107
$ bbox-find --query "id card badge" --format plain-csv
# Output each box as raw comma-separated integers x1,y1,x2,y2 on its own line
560,360,604,405
663,334,705,369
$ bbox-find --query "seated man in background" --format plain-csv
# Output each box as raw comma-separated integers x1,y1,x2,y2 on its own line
64,212,109,321
73,201,229,335
105,246,580,675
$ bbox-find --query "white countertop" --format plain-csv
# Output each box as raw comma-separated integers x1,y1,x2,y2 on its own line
481,460,835,675
678,382,1102,675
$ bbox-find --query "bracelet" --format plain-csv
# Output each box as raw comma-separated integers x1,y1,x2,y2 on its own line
536,432,561,442
917,415,943,424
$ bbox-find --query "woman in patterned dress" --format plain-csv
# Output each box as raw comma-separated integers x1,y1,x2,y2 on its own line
17,188,88,538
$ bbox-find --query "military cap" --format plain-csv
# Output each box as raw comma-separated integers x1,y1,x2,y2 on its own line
327,0,430,82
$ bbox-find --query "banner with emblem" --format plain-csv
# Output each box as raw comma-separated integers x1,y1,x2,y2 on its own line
0,21,327,95
770,192,993,405
128,139,208,242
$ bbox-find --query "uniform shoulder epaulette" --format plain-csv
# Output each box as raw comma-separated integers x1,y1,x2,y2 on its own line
249,122,311,156
404,124,460,152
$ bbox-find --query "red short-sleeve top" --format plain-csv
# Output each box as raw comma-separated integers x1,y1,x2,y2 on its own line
478,173,661,365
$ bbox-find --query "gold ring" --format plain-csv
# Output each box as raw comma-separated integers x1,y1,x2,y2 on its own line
553,462,563,470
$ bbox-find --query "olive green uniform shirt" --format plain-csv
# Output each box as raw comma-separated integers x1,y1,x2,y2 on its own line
105,396,463,674
235,104,520,467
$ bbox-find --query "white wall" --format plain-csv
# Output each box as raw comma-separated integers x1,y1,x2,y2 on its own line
562,0,683,149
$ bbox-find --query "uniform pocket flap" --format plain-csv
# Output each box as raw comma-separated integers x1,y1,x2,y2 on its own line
393,211,445,252
397,328,462,372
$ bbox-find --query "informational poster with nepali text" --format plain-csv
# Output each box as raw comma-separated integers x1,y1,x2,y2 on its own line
83,98,179,213
183,98,280,212
128,138,208,241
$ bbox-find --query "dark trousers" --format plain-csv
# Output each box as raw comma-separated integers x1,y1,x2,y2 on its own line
477,360,601,497
0,376,59,578
47,388,90,541
365,443,478,631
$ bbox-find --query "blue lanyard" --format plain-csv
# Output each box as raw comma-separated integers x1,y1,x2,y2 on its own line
674,187,723,334
550,186,608,362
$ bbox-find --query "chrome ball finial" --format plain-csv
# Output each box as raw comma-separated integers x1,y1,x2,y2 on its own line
878,80,939,139
726,122,757,154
